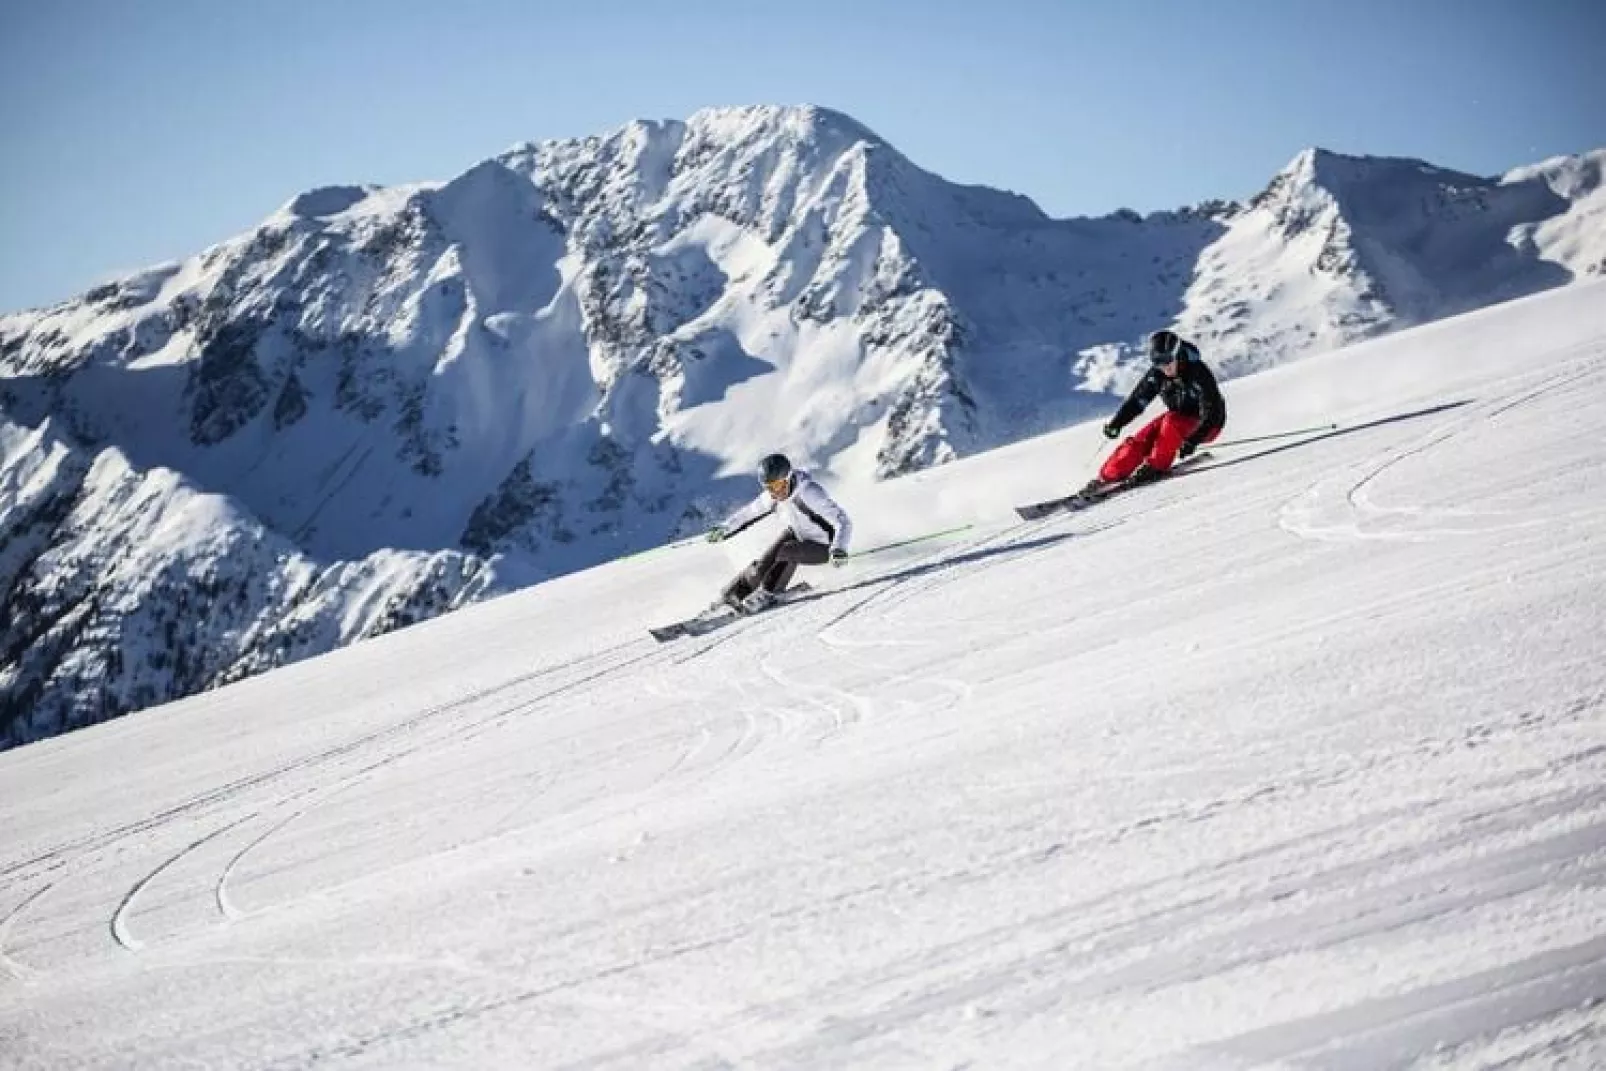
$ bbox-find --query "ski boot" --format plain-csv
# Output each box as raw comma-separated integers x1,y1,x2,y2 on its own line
1071,476,1112,503
1123,462,1169,489
719,585,750,615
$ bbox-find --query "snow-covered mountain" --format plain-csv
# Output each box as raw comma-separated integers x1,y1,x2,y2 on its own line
1174,147,1602,379
0,417,491,742
1,104,1601,747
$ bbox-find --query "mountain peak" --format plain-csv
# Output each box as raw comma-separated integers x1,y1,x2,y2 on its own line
1502,147,1606,198
1274,146,1494,197
684,104,885,149
1248,145,1505,238
281,185,372,220
1274,147,1380,190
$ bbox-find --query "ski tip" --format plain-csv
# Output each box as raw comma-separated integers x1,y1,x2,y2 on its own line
1016,497,1083,521
650,581,818,641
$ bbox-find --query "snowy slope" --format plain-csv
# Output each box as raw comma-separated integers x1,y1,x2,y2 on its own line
2,105,1601,747
1,280,1603,1068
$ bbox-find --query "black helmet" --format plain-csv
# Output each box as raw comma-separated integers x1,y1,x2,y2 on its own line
758,453,792,485
1148,329,1184,364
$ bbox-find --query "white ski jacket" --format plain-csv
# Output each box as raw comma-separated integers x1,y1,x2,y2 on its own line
720,470,853,553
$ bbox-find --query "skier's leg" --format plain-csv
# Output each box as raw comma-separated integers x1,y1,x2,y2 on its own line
720,571,754,608
763,560,799,594
723,531,792,604
763,539,829,592
762,537,829,592
1100,417,1164,482
1145,413,1203,471
757,533,802,592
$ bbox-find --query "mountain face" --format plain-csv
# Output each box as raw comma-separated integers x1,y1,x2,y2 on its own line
1171,148,1595,379
0,417,493,744
1,105,1599,748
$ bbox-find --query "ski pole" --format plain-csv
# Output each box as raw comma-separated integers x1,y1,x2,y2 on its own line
1211,423,1337,449
619,533,702,562
848,523,975,561
1085,434,1110,471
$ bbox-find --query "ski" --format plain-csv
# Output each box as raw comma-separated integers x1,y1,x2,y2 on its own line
1015,489,1109,521
1014,451,1214,521
649,583,814,642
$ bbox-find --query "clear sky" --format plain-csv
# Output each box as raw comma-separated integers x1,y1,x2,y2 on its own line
2,0,1602,314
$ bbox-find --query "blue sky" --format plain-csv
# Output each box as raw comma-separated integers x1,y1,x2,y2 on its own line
2,0,1602,314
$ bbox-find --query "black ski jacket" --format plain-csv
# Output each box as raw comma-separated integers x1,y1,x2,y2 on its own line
1109,342,1226,446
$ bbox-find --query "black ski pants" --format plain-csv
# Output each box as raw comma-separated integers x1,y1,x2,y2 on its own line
724,529,830,601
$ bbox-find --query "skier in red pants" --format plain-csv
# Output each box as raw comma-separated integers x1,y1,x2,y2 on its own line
1078,329,1226,498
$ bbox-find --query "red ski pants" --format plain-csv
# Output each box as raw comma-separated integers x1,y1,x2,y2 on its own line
1100,412,1219,482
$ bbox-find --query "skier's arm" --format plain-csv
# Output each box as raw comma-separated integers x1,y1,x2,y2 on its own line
1109,369,1161,431
798,481,853,553
720,492,775,538
1186,363,1226,445
822,492,853,554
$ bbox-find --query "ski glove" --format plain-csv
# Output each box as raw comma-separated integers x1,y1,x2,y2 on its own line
830,548,848,567
1178,441,1197,460
705,526,726,544
1102,423,1120,440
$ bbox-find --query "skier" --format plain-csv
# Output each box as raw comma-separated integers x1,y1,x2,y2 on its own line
1079,329,1226,496
706,453,852,613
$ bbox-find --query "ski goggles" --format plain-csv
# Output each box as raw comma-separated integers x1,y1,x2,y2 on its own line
763,476,791,496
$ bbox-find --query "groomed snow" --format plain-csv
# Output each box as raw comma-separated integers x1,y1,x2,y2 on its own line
2,281,1604,1068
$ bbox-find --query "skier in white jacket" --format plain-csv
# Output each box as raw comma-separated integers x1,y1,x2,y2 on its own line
706,453,853,613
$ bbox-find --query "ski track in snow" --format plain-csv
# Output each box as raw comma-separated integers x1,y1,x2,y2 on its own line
1279,349,1606,543
205,639,695,913
3,635,684,968
0,882,52,981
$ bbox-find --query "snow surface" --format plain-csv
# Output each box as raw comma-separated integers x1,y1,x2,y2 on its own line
2,279,1605,1068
